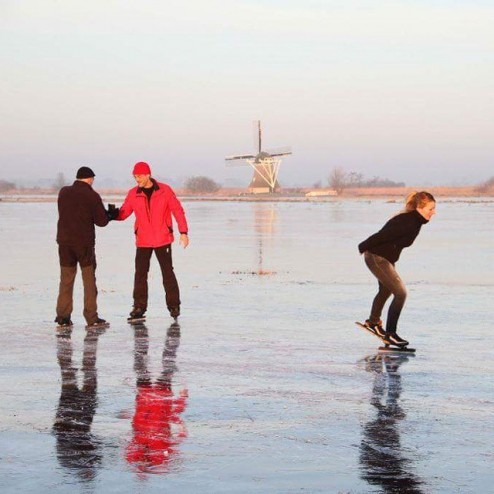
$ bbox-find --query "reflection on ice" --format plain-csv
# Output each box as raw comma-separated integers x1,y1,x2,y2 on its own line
254,204,277,276
232,204,278,276
125,323,188,475
359,354,424,493
52,327,105,482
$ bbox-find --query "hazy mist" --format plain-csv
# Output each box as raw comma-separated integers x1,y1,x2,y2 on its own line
1,1,493,188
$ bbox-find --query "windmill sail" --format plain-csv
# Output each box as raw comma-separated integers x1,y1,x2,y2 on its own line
253,120,262,155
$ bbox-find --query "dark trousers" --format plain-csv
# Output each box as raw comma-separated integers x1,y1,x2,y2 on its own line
364,252,407,334
133,245,180,311
56,245,99,324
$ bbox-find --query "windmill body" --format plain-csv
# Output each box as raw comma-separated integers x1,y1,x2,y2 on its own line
225,121,292,194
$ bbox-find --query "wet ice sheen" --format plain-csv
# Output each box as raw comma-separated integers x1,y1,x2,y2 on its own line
0,199,493,493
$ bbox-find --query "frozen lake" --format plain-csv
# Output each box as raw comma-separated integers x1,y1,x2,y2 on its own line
0,198,493,493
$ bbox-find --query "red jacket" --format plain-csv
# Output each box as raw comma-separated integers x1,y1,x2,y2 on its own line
117,180,188,248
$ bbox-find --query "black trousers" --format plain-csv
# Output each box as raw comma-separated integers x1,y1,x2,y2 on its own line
364,252,407,334
133,245,180,311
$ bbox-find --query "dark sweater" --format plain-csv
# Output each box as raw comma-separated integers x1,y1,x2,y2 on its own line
56,181,109,246
358,210,428,263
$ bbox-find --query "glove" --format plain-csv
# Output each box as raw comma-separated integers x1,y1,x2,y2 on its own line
106,204,120,221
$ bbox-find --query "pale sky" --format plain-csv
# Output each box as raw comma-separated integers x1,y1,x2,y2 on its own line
1,0,493,187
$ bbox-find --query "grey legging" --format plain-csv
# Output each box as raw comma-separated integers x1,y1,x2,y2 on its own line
364,252,407,334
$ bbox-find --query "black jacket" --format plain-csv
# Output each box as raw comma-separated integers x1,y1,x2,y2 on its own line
358,210,428,263
56,181,109,246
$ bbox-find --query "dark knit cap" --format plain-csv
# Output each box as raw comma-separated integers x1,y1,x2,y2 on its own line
76,166,96,179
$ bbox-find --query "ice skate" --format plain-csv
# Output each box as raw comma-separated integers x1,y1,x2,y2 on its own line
85,318,110,330
169,306,180,320
55,317,73,329
382,332,409,347
362,319,386,338
128,307,146,324
356,321,415,353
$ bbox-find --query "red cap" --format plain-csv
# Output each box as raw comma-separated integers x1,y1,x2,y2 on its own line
133,162,151,175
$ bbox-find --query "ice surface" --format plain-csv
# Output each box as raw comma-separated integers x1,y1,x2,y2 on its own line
0,198,493,493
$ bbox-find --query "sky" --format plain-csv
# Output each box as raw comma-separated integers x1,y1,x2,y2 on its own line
1,0,493,188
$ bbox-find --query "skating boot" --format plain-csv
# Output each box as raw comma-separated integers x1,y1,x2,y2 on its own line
383,332,409,347
128,307,146,323
85,318,110,329
363,319,386,339
55,316,73,329
169,306,180,320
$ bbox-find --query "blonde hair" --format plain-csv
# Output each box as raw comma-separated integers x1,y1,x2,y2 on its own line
404,191,436,212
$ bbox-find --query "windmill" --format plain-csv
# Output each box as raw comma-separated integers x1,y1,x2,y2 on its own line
225,121,292,193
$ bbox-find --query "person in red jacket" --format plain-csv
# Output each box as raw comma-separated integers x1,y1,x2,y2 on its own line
117,162,189,320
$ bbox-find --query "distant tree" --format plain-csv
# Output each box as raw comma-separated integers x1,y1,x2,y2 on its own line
328,167,347,194
346,172,364,187
0,180,16,192
327,168,405,193
312,180,322,189
363,175,405,187
184,176,221,193
53,172,67,190
475,176,494,193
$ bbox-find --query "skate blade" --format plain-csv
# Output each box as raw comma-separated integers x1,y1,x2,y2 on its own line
378,346,415,353
85,322,110,330
127,317,146,324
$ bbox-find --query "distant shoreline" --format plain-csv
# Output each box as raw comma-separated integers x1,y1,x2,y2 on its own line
1,185,493,203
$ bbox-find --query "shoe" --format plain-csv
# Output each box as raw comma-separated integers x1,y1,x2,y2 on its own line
55,316,73,328
86,318,110,329
169,306,180,319
364,319,386,339
383,332,409,347
128,307,146,321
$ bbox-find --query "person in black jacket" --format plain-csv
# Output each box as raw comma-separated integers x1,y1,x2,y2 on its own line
358,192,436,347
55,166,118,329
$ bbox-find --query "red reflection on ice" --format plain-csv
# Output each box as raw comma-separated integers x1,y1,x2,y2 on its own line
126,382,188,471
125,322,187,474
